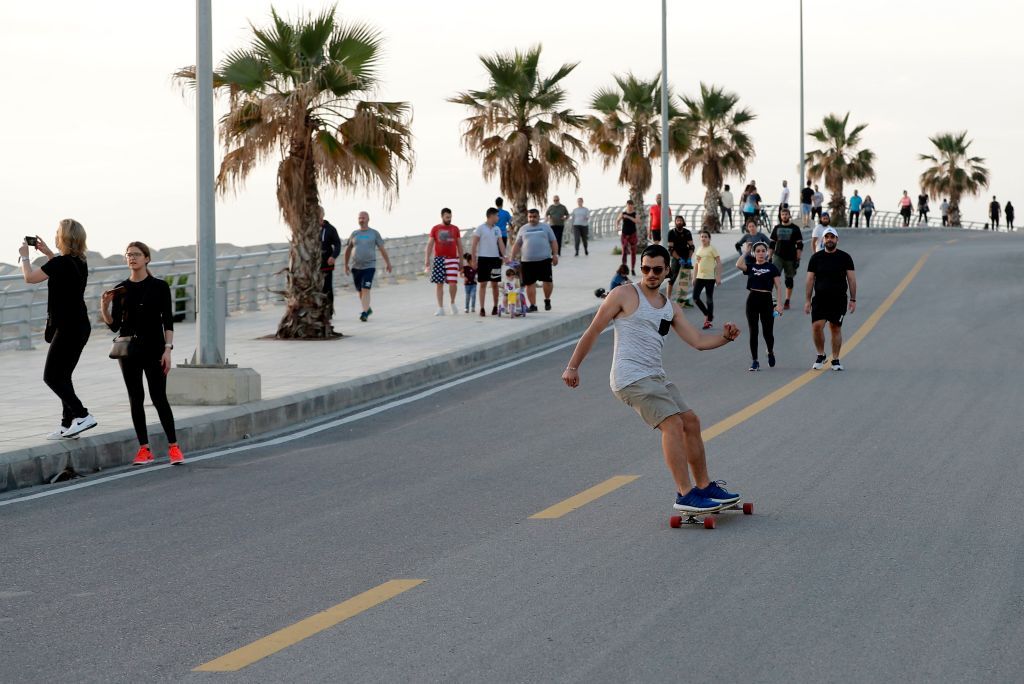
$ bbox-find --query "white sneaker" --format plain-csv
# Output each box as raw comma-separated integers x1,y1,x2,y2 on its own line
434,307,445,316
449,304,458,315
812,355,827,370
62,414,97,438
46,426,69,441
831,359,844,371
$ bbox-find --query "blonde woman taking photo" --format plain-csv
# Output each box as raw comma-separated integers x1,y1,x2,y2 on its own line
100,242,184,466
19,219,97,439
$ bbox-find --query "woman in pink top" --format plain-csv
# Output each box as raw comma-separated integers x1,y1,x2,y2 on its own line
898,190,913,227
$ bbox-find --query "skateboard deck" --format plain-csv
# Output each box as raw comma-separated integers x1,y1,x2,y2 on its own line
670,500,753,529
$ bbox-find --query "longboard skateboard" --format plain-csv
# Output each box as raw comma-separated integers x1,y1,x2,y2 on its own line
670,500,753,529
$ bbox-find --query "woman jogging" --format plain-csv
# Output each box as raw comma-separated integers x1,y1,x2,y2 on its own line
735,242,783,371
18,220,96,440
691,231,721,329
100,242,184,466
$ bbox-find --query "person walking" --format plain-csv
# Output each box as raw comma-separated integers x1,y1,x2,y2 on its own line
778,180,790,220
424,207,464,316
648,193,664,244
804,227,856,371
898,190,913,227
989,196,1001,230
571,197,590,256
811,212,833,252
769,207,803,310
19,220,96,440
940,198,950,226
471,207,507,316
736,243,783,371
545,195,570,256
740,184,761,228
665,215,693,305
917,192,930,224
811,184,824,222
848,190,863,227
719,184,735,229
561,244,743,515
735,218,771,266
495,197,512,247
343,211,392,322
799,180,814,227
100,241,183,465
862,195,875,227
512,209,559,312
617,200,640,275
1005,201,1015,231
318,206,342,324
691,231,721,330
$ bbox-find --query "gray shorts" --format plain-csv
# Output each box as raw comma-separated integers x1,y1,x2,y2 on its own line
612,375,690,429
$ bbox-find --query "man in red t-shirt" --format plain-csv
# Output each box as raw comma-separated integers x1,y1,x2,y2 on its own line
425,208,464,315
648,193,664,244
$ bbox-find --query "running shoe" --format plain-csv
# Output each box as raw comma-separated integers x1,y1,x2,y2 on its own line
132,446,154,466
449,305,459,315
696,480,741,505
831,359,844,371
749,360,760,372
544,299,551,311
702,318,712,330
434,307,445,316
784,299,791,310
768,351,776,368
47,425,77,441
168,444,185,465
62,414,97,438
812,354,827,370
674,488,723,513
528,305,538,313
359,311,368,322
366,308,373,318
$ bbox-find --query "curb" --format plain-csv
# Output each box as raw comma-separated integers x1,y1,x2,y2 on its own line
0,307,597,493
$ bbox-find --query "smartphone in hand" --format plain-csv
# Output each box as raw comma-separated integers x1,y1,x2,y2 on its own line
24,236,37,246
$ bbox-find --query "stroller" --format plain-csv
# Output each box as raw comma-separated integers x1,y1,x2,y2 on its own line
498,261,529,318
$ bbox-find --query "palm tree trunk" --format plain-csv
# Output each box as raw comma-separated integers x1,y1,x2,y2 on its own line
703,186,722,232
275,139,332,339
511,195,528,244
828,183,847,227
630,187,647,249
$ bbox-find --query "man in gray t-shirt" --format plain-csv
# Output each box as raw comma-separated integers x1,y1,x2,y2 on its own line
512,208,559,311
570,197,591,257
343,211,392,322
545,195,570,257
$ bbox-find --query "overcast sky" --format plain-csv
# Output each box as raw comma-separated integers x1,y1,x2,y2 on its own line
3,0,1021,257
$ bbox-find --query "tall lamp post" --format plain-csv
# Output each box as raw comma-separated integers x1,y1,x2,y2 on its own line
659,0,670,232
799,0,805,194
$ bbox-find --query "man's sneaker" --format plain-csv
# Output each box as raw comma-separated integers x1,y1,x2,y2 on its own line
491,305,498,316
62,414,97,438
832,359,844,371
749,360,760,372
696,480,740,505
449,304,459,315
359,311,368,322
527,304,538,312
812,354,827,370
47,425,77,441
544,299,551,311
132,446,154,466
674,488,723,513
434,307,445,316
168,444,185,465
783,299,791,310
366,307,373,318
768,351,776,368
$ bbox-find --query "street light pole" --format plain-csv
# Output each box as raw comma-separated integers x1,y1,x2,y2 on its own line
660,0,670,232
799,0,805,195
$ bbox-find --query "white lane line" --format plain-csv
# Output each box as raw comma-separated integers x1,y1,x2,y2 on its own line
0,335,591,507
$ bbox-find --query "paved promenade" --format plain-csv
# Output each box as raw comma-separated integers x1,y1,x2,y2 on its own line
0,232,742,491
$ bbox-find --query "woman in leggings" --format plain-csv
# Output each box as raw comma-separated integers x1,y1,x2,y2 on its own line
100,241,184,466
691,231,721,329
19,220,97,439
735,242,783,371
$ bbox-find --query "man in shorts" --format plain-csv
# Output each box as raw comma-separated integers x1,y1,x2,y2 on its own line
800,180,814,227
769,207,803,310
561,244,742,514
424,207,464,316
665,214,693,305
344,211,392,322
512,208,559,311
471,207,507,316
804,227,856,371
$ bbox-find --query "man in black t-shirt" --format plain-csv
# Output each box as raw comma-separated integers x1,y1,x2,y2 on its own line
804,227,856,371
665,215,694,304
769,207,804,310
800,182,814,227
989,196,1001,229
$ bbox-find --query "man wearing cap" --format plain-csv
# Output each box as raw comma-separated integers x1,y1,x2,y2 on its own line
804,227,856,371
810,211,832,253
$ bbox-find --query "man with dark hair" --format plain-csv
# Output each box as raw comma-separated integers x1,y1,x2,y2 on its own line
562,243,743,515
545,195,569,256
495,197,512,245
425,207,464,316
512,208,559,311
800,180,814,227
805,227,856,371
471,207,507,316
719,184,734,229
665,215,693,305
989,196,1001,230
318,206,342,323
769,207,803,310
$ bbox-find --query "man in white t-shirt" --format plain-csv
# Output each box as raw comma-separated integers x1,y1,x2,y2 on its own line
811,212,832,253
778,180,790,222
719,184,735,229
470,207,507,316
570,197,591,257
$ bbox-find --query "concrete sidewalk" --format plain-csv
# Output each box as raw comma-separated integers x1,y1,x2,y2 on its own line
0,231,747,492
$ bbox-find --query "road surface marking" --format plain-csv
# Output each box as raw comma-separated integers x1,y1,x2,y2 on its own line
530,476,640,519
193,579,424,672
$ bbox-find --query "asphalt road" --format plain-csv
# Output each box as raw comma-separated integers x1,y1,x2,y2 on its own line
2,231,1021,683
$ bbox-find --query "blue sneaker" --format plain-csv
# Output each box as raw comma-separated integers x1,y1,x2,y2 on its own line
749,360,760,372
696,480,740,505
674,488,722,513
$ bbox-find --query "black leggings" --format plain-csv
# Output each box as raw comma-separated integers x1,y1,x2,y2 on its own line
693,278,716,321
119,355,177,445
43,320,91,427
745,291,775,360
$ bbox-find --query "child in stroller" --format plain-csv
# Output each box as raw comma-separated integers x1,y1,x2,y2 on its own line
499,263,529,317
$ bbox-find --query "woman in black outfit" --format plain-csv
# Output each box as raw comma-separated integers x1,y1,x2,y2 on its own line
100,241,184,466
735,242,784,372
19,220,97,440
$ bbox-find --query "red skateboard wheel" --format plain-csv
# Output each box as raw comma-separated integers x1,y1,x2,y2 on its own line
742,502,753,515
670,516,682,528
703,517,715,529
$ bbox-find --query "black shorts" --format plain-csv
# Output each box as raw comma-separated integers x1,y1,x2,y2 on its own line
521,258,553,285
811,296,847,326
477,256,503,282
651,229,662,242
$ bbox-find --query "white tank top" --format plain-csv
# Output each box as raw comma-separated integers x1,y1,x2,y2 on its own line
610,283,675,391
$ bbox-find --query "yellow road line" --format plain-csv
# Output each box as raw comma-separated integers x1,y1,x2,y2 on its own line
529,476,640,519
194,579,425,672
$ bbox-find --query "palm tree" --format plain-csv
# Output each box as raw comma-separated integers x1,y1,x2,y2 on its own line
174,7,413,339
586,73,689,242
448,45,587,238
676,83,756,232
918,131,989,227
805,113,875,227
